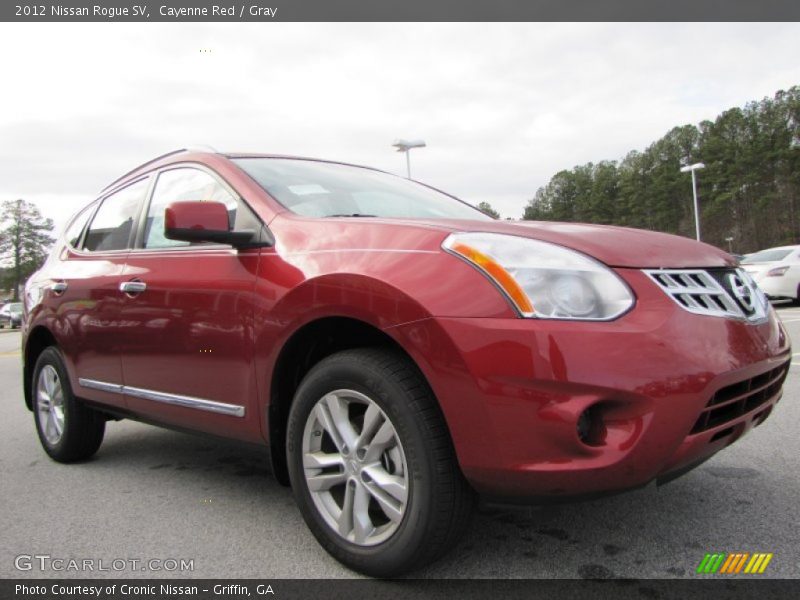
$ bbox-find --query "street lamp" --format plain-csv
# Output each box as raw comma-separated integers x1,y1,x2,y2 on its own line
392,139,426,178
680,162,705,241
725,236,734,253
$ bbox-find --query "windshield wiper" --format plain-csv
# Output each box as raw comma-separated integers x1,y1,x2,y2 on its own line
325,213,378,218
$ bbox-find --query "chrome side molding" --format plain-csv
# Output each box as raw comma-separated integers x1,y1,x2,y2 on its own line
77,378,245,417
78,378,124,394
124,386,245,417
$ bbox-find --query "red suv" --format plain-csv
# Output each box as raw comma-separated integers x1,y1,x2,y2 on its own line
22,150,790,576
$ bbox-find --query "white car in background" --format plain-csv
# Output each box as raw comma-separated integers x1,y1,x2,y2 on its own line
741,245,800,303
0,302,23,329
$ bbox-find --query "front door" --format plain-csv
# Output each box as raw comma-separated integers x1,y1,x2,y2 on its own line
117,166,263,441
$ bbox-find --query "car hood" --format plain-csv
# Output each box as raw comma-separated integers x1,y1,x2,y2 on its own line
382,218,737,269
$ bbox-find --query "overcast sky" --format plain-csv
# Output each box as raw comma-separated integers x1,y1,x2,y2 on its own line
1,22,799,233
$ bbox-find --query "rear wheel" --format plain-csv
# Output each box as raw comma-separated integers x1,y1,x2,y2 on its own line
32,347,106,463
286,348,474,577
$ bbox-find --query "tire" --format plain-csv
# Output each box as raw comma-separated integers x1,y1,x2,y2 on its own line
286,347,474,577
32,346,106,463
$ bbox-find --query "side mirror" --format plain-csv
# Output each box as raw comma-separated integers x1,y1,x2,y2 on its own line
164,201,256,247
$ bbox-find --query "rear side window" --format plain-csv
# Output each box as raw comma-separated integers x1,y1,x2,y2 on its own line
83,179,148,252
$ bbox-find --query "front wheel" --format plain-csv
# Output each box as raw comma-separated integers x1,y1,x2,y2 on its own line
286,348,474,577
32,347,106,462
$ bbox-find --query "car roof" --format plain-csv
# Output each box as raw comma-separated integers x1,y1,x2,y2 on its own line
100,148,391,195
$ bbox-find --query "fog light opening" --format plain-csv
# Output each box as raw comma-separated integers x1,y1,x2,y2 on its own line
577,406,605,447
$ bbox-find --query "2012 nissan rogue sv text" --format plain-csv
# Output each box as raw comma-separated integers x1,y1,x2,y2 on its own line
22,150,791,576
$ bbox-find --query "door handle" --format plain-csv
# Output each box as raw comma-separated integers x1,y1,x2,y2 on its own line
119,281,147,295
50,281,68,295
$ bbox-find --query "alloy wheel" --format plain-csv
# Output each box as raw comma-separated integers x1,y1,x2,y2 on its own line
301,389,409,546
37,365,65,445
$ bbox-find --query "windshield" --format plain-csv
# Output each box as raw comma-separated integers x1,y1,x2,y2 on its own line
233,158,492,221
8,303,22,312
741,248,793,264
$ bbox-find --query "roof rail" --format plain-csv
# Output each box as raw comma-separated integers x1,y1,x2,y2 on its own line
186,144,218,153
99,146,217,193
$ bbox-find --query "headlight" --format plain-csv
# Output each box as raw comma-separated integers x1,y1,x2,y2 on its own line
443,232,635,320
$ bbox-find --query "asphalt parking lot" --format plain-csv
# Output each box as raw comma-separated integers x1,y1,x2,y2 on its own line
1,308,799,580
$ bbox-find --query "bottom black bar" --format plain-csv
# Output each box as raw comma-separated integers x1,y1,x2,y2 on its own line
2,579,799,600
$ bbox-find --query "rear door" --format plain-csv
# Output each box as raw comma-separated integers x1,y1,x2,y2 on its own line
117,165,263,442
56,177,150,409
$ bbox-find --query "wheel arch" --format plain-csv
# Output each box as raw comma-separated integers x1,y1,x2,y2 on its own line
267,315,440,486
23,325,59,411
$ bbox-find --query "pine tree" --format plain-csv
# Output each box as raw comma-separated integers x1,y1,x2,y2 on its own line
476,201,500,219
521,86,800,253
0,199,55,300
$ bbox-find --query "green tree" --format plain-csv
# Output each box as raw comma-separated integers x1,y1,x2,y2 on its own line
476,201,500,219
522,85,800,253
0,199,55,300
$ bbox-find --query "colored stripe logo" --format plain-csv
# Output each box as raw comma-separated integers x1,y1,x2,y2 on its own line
696,552,773,574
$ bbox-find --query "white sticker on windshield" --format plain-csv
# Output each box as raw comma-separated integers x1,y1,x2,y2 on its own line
289,184,329,195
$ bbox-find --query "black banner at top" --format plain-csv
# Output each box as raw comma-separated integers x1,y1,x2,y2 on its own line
2,0,800,22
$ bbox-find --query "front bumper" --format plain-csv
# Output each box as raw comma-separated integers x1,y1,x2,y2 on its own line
389,269,791,501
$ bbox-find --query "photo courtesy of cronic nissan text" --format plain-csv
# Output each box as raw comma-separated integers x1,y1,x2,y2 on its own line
0,2,799,600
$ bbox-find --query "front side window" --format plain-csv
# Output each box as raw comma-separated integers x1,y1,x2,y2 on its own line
233,158,491,220
83,179,149,252
143,168,240,249
64,201,98,248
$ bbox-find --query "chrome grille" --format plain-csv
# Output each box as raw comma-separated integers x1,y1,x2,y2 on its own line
644,268,769,322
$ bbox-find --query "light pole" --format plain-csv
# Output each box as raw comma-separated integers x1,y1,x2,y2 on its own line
680,162,705,241
725,236,734,253
392,139,426,178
